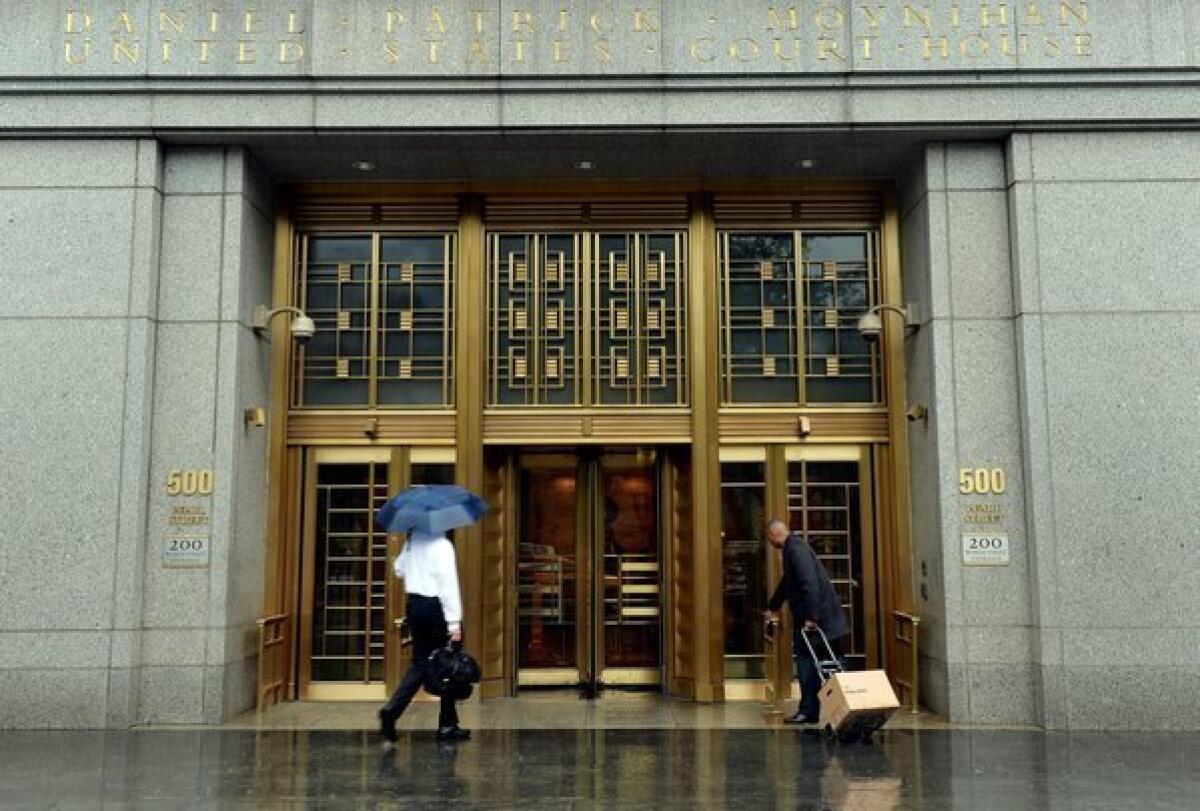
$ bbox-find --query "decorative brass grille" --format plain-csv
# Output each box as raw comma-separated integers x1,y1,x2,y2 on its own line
787,460,865,670
311,462,389,683
487,231,687,408
719,231,880,405
293,232,455,408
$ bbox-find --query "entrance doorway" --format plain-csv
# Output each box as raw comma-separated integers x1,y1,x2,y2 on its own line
297,447,455,700
719,445,877,702
516,449,663,694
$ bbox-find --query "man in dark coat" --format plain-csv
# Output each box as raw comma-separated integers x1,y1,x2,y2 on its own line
764,519,849,724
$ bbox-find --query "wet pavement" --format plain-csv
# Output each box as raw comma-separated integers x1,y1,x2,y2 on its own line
0,727,1196,809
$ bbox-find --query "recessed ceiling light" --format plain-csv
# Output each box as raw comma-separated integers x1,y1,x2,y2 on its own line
799,159,816,169
575,160,595,171
352,160,376,172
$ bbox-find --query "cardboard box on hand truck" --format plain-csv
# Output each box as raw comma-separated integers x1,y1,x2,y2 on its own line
818,670,900,743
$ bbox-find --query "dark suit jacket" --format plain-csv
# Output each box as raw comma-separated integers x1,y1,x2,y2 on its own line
767,533,850,641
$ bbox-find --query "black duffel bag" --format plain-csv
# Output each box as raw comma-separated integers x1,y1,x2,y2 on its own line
424,644,482,700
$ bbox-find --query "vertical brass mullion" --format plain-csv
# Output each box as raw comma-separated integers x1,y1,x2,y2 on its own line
582,231,593,408
676,231,686,406
636,233,645,406
531,234,541,406
719,232,731,405
444,233,453,407
385,448,410,695
794,228,806,405
368,232,381,409
686,192,723,702
857,446,880,670
297,450,318,699
455,195,487,682
765,446,791,707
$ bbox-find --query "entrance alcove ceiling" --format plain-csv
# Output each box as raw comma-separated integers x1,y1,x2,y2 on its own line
161,128,1007,182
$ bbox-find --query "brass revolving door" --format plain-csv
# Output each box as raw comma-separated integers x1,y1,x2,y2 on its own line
515,449,663,694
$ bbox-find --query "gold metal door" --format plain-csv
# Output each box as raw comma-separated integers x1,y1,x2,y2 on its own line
718,444,877,706
298,447,455,701
515,449,663,692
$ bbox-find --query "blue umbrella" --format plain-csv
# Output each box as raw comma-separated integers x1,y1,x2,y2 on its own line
375,485,489,536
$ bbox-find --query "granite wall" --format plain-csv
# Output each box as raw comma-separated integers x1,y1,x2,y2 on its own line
1008,132,1200,731
0,142,274,728
904,133,1200,729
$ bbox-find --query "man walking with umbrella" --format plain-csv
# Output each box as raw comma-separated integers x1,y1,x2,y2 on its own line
376,485,488,745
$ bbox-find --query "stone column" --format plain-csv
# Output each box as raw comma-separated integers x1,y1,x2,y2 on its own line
0,139,160,729
136,147,274,724
902,142,1037,725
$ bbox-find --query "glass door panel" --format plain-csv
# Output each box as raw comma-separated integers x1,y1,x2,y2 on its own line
786,456,872,670
517,461,579,678
597,454,661,683
301,447,457,700
304,451,391,697
516,450,663,692
720,460,768,681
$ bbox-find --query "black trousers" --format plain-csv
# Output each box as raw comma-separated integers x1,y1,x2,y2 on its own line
382,594,459,730
793,630,845,719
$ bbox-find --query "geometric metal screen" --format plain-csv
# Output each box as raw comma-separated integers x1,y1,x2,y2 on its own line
293,233,455,408
311,462,389,683
787,460,865,670
719,230,880,405
487,230,687,407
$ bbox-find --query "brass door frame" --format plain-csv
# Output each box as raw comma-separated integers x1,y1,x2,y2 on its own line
719,443,877,707
298,445,455,701
514,449,664,692
264,184,914,709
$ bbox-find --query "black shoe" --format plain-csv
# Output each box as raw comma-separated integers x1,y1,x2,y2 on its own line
379,709,398,744
436,725,471,742
784,712,818,725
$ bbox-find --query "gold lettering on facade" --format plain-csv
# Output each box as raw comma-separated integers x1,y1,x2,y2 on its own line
590,12,611,34
1023,3,1047,25
512,9,535,35
65,11,94,34
558,9,569,33
774,38,800,61
162,40,173,63
384,41,401,63
554,39,572,63
112,39,140,63
923,36,951,59
512,40,526,62
979,2,1009,27
594,39,611,62
959,32,988,58
858,35,876,59
385,11,406,34
690,37,716,62
238,40,256,64
244,11,262,35
427,40,442,62
814,6,846,30
468,38,490,64
160,11,186,34
633,9,659,33
279,41,305,63
1074,32,1092,56
208,11,220,34
860,5,885,28
288,11,306,35
113,11,136,35
64,41,92,64
1000,34,1028,57
428,8,448,35
766,7,800,31
1060,1,1087,28
472,10,486,34
730,38,760,62
950,2,963,28
903,5,932,29
817,36,844,61
195,39,214,63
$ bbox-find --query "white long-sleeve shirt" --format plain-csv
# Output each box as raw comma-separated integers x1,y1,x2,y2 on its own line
393,531,463,632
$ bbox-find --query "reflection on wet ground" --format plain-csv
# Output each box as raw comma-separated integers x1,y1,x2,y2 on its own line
0,727,1197,809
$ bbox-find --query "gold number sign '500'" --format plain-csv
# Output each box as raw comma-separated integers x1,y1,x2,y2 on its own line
959,467,1006,495
166,469,215,496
